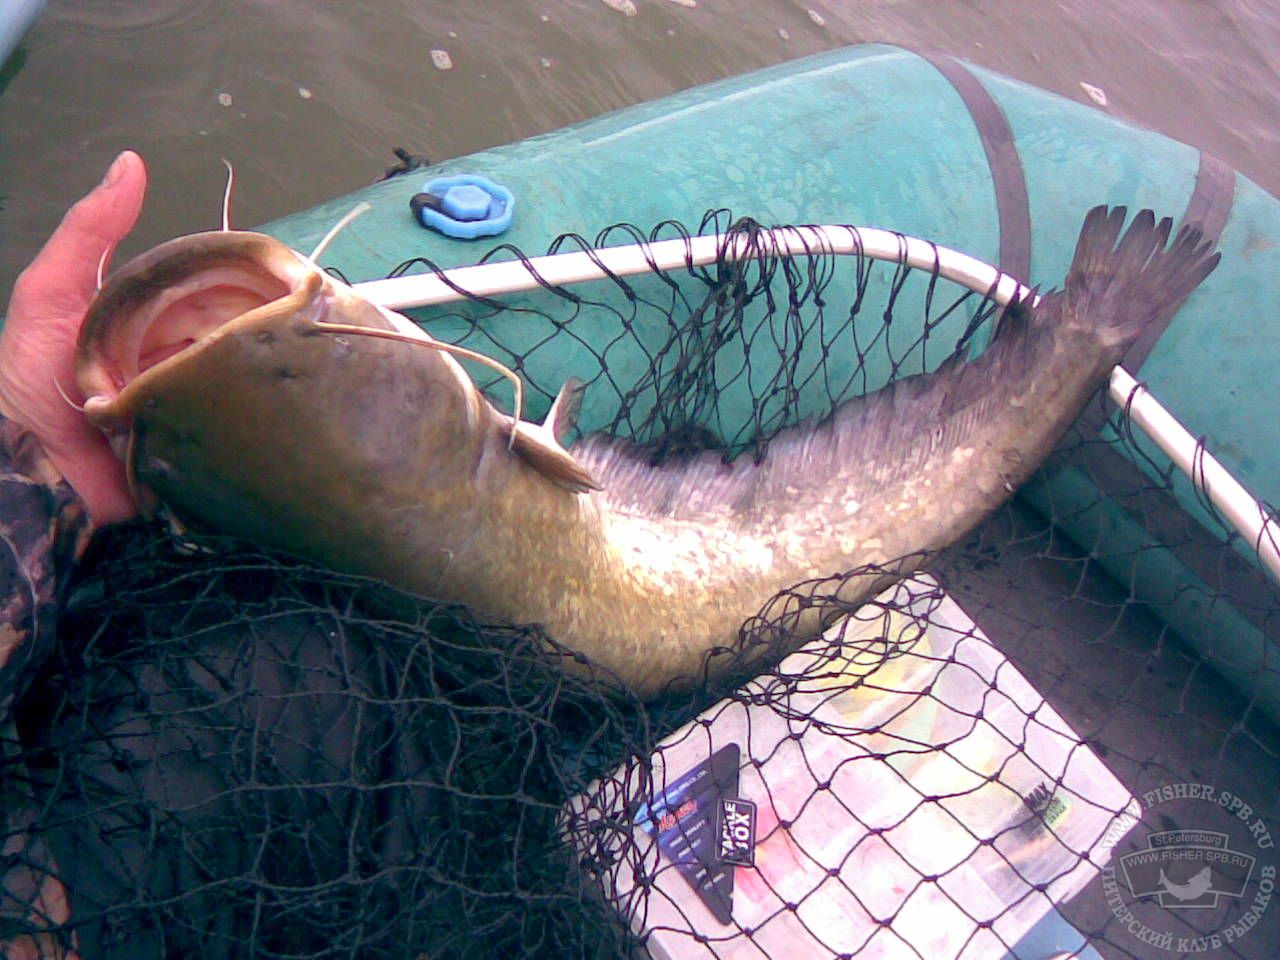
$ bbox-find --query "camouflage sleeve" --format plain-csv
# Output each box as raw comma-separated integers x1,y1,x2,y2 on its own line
0,418,92,712
0,417,92,958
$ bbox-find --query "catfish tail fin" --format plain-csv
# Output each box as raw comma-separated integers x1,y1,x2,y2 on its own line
1054,205,1220,353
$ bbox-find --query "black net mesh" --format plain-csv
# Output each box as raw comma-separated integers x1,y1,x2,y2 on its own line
2,215,1276,959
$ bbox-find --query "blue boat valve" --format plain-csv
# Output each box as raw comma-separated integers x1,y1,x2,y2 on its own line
410,174,515,239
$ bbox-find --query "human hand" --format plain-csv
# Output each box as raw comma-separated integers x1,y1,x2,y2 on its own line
0,151,147,525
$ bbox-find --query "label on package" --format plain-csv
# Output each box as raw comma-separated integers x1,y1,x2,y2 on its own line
718,798,757,867
634,744,744,924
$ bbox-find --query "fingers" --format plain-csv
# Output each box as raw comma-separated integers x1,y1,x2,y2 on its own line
10,151,148,313
0,151,149,525
55,430,139,526
59,150,148,269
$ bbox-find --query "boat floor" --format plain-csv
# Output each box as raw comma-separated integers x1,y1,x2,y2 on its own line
943,501,1280,959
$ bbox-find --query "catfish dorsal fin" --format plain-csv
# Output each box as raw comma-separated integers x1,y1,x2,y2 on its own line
510,379,600,494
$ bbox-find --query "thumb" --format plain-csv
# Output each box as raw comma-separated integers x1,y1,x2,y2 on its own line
10,150,148,315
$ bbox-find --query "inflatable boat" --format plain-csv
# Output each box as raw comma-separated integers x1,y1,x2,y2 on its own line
0,0,43,68
259,44,1280,722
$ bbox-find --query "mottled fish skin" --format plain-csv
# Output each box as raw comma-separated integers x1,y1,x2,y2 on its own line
77,208,1218,697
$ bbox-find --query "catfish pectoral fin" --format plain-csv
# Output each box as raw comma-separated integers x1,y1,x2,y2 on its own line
506,377,600,493
511,421,601,493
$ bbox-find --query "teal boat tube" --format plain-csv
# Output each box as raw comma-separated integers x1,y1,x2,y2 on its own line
0,0,44,67
260,45,1280,722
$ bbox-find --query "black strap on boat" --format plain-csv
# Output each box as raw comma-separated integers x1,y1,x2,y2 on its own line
1185,151,1237,241
1047,149,1257,633
1124,150,1236,368
919,52,1033,284
1071,149,1260,629
922,51,1268,636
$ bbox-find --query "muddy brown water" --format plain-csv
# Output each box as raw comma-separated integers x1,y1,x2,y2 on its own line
2,0,1279,296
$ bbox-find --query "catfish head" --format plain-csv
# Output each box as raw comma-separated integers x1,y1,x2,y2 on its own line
79,230,336,458
74,228,595,578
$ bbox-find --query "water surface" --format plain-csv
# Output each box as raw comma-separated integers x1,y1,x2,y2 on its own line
2,0,1278,294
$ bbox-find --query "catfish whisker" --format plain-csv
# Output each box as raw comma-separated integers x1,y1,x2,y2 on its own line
311,321,525,445
308,202,372,266
53,375,86,413
221,158,235,231
124,428,156,520
95,241,116,293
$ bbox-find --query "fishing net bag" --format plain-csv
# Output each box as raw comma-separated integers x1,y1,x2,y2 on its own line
1,213,1276,960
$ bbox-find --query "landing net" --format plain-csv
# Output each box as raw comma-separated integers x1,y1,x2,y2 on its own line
2,214,1276,959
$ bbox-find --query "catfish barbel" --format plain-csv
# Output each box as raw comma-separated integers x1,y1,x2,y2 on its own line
76,207,1218,696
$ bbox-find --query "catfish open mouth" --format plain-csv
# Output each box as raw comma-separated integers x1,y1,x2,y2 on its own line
76,230,318,412
133,265,291,374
